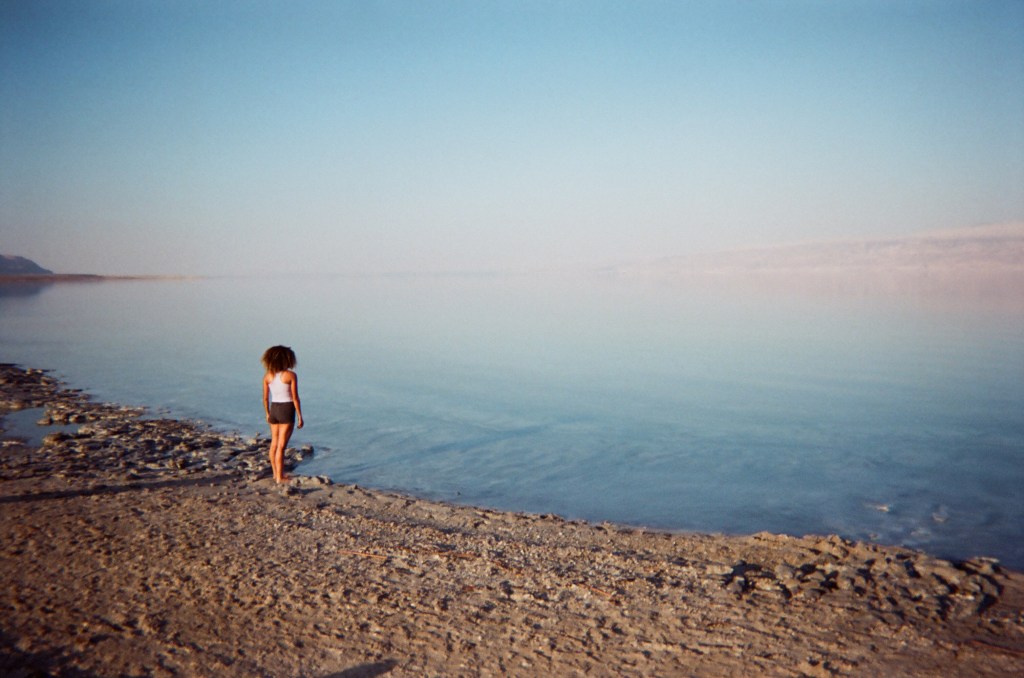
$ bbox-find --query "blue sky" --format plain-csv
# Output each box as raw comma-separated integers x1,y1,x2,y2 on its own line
2,0,1023,275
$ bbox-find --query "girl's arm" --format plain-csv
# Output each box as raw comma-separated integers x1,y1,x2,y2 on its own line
290,371,304,428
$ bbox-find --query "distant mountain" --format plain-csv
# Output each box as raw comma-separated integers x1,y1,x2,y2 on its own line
606,223,1024,308
0,255,53,275
613,223,1024,278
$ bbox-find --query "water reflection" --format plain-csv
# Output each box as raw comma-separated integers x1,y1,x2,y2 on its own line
0,407,80,447
0,281,51,298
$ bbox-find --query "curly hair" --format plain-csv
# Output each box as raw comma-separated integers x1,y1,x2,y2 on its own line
261,345,297,373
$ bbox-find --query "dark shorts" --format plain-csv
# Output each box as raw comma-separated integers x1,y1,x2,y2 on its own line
268,402,296,425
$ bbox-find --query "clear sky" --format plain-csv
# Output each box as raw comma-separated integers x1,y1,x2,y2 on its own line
2,0,1023,275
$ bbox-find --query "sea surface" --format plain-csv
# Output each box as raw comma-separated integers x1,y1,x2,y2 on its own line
2,273,1022,568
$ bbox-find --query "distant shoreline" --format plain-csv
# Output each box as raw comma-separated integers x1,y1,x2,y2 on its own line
0,273,200,284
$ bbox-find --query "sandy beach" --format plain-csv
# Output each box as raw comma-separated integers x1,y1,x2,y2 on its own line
1,364,1022,676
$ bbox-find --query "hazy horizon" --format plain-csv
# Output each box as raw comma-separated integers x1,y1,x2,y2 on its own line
3,1,1023,277
5,219,1023,281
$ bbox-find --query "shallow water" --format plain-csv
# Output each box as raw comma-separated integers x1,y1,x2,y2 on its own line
1,274,1022,567
1,407,79,447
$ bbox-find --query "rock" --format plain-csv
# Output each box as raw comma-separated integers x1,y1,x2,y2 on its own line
725,576,748,595
916,561,966,588
961,557,1001,577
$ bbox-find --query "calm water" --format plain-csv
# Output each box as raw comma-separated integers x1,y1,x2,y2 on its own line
2,274,1022,568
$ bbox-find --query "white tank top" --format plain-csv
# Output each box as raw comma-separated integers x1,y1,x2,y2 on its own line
268,373,292,403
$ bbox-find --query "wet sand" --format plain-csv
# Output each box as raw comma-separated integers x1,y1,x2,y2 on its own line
2,364,1022,676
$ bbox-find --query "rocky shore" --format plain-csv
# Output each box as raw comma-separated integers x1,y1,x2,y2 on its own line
2,364,1022,676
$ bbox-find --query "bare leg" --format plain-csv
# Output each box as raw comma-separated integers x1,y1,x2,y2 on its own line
268,424,281,481
277,423,294,481
270,423,294,483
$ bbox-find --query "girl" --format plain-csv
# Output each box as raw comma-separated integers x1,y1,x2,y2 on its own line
261,345,304,483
